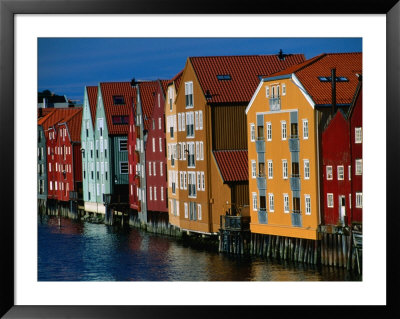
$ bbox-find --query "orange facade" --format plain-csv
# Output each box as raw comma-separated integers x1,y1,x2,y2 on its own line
246,75,320,240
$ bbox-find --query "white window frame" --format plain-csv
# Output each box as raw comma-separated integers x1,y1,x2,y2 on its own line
268,193,274,212
153,162,156,176
251,160,257,178
282,83,286,96
198,204,202,221
195,111,199,130
266,122,272,141
250,123,255,142
305,194,311,215
201,172,205,190
149,186,153,201
348,165,351,180
355,127,362,144
283,193,289,213
304,160,310,180
185,81,194,108
199,111,203,130
268,160,273,179
355,159,363,175
349,194,352,208
119,139,128,152
302,119,309,140
184,202,188,218
120,162,129,174
337,165,344,180
282,159,288,179
326,166,333,180
266,85,269,98
161,187,164,201
149,162,152,176
160,162,163,176
152,138,155,152
159,117,162,130
281,121,287,140
356,192,363,208
327,193,334,208
154,186,157,201
252,192,258,211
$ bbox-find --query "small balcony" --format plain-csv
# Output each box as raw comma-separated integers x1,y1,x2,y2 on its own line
255,139,265,153
256,176,267,190
291,210,302,227
220,215,250,231
288,137,300,152
269,97,281,111
258,209,268,224
290,175,301,191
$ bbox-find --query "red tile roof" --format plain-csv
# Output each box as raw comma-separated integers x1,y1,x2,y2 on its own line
159,80,170,97
60,108,83,142
213,150,248,182
38,108,82,131
269,52,362,105
138,81,160,131
171,70,183,92
99,82,137,136
189,54,305,104
86,86,98,127
37,108,54,119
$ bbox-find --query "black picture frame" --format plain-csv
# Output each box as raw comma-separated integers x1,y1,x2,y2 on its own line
1,0,399,318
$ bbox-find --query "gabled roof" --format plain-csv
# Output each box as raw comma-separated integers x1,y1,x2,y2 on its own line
159,80,170,97
37,108,55,119
38,108,82,132
170,69,183,92
99,82,137,136
138,81,160,131
267,52,362,105
346,80,362,120
59,108,83,143
213,150,248,183
189,54,305,104
86,86,98,127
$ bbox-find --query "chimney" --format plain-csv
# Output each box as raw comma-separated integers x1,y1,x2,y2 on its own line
331,68,336,114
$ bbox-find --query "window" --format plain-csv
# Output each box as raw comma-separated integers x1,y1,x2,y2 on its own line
161,187,164,201
178,113,181,131
196,142,199,161
305,195,311,215
252,193,258,211
149,186,153,201
349,194,352,208
186,112,194,137
201,172,205,190
304,160,310,179
337,165,344,180
159,138,162,152
154,187,157,201
356,192,363,208
159,117,162,130
188,142,195,167
195,111,199,130
302,119,309,139
189,202,197,221
250,124,255,142
284,194,289,213
282,83,286,96
113,95,125,105
198,204,202,220
153,162,156,176
180,172,184,190
326,166,333,180
183,172,187,190
327,193,334,208
281,121,287,140
197,172,201,191
160,162,163,176
266,86,269,98
185,81,193,108
184,202,188,218
120,162,128,174
355,127,362,143
282,160,288,179
268,193,274,212
266,122,272,141
348,165,351,180
188,172,196,197
168,87,173,111
152,138,155,152
199,111,203,130
217,74,231,80
112,115,129,125
268,160,273,179
119,139,127,151
251,160,257,178
199,142,204,160
355,159,362,175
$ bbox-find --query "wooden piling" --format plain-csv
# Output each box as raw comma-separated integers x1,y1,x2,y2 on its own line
333,234,337,267
337,234,343,267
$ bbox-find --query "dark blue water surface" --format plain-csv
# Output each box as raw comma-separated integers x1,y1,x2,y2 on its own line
38,216,360,281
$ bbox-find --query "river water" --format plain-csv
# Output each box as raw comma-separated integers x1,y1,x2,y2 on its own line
38,215,360,281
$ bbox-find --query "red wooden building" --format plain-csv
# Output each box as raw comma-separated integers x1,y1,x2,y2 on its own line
54,109,83,202
143,80,169,220
128,88,139,212
38,108,82,201
321,80,362,227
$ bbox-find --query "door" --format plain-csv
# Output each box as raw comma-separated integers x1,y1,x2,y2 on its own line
339,195,346,225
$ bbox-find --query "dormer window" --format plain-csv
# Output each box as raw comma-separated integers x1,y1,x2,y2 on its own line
113,95,125,105
216,74,231,80
318,76,349,82
112,115,129,124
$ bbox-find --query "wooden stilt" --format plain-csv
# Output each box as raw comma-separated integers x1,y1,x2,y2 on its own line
337,234,343,267
333,234,337,267
342,234,348,267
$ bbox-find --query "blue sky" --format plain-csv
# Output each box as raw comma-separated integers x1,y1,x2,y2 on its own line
38,38,362,104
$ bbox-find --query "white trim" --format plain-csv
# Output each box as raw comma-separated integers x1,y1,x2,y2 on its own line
245,80,264,115
304,194,311,215
327,193,334,208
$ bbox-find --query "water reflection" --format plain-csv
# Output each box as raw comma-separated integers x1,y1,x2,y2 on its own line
38,216,360,282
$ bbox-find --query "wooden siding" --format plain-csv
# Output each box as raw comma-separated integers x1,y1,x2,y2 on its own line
230,182,249,214
112,136,129,185
212,104,247,150
37,126,48,200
